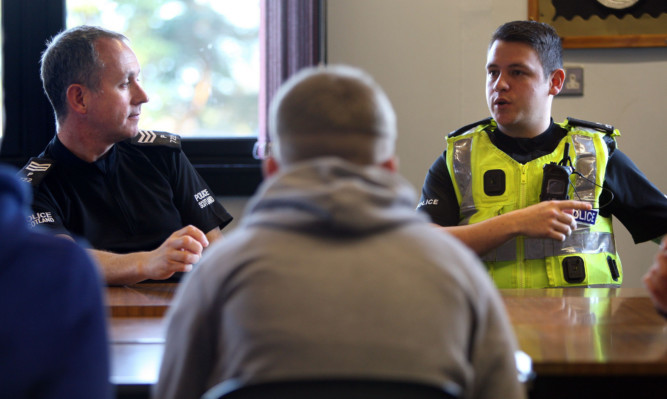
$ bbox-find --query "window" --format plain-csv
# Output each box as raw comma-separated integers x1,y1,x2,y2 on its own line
67,0,260,139
0,0,324,195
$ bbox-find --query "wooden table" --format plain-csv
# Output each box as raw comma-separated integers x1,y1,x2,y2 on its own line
107,285,667,398
106,283,175,317
501,288,667,398
107,283,175,398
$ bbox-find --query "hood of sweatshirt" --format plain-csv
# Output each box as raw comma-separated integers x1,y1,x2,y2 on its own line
241,157,429,236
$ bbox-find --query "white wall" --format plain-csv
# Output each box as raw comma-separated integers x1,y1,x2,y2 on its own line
325,0,667,287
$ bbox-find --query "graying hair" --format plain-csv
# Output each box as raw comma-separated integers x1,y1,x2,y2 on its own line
40,25,128,124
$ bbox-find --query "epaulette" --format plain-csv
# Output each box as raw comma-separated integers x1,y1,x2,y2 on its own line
131,130,181,149
567,117,617,156
602,134,617,156
448,117,493,138
566,117,614,135
18,157,55,187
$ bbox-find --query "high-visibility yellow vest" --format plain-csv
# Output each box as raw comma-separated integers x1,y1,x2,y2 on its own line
446,118,622,288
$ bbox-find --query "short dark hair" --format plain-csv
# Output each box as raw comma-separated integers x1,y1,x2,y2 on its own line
40,25,128,124
490,20,563,78
269,65,397,165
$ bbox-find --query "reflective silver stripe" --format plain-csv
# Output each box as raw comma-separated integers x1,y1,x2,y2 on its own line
485,231,617,262
481,239,516,262
451,138,476,224
552,284,620,288
527,231,616,259
571,134,597,201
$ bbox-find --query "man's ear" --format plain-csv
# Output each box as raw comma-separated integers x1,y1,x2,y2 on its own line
66,84,88,114
549,68,565,96
262,156,280,178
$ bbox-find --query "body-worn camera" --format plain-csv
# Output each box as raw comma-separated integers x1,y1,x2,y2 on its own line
540,143,574,201
540,163,573,201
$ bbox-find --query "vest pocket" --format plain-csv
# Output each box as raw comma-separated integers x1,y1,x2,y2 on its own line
562,256,586,284
550,252,622,287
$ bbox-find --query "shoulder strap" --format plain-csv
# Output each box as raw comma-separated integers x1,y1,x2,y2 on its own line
566,117,617,156
130,130,181,149
18,157,55,187
448,117,493,138
566,117,615,135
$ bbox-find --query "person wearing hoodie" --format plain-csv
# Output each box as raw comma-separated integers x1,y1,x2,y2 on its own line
153,65,526,399
0,163,111,398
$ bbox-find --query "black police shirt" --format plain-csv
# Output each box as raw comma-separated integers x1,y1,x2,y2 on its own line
22,133,233,254
418,121,667,244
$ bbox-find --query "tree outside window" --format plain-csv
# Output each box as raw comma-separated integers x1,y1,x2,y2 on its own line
67,0,260,138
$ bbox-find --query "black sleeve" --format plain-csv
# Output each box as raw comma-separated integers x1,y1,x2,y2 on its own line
171,150,234,232
29,183,66,232
601,149,667,243
417,151,462,226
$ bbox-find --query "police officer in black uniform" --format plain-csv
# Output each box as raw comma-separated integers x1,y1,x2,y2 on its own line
20,26,232,285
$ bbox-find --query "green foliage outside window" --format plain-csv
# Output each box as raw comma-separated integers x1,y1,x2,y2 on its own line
67,0,259,138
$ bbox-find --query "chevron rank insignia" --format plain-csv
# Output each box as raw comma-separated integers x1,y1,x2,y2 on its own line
18,158,54,187
131,130,181,149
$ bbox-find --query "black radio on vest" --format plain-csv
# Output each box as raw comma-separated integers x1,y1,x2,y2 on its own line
540,142,574,201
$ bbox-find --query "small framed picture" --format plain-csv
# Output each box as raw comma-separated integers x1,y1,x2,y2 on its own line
559,66,583,96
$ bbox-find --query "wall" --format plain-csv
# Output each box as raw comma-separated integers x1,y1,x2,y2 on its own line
325,0,667,287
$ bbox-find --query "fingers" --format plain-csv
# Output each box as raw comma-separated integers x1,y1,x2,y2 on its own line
550,201,591,241
557,210,577,233
174,225,210,249
165,225,209,256
556,200,592,211
644,240,667,313
644,267,667,313
168,245,202,264
550,223,572,242
142,226,211,280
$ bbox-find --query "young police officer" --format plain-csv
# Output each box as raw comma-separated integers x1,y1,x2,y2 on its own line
20,26,232,285
418,20,667,288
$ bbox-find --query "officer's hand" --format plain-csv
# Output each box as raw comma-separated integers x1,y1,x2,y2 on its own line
643,237,667,315
143,225,209,280
516,200,592,241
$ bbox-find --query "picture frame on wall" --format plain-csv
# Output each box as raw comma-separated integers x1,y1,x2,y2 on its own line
528,0,667,48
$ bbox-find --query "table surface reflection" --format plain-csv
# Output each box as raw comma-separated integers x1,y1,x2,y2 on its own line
107,285,667,391
501,287,667,375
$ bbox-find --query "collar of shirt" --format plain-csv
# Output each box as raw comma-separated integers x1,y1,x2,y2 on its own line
51,135,118,175
487,119,567,164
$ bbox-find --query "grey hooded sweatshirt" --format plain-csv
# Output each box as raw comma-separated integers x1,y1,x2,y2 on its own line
154,158,525,399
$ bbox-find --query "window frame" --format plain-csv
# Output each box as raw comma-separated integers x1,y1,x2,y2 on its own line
0,0,325,196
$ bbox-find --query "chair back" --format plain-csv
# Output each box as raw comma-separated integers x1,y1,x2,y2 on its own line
201,378,460,399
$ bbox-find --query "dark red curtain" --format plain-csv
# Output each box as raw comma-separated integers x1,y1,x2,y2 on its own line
259,0,325,149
